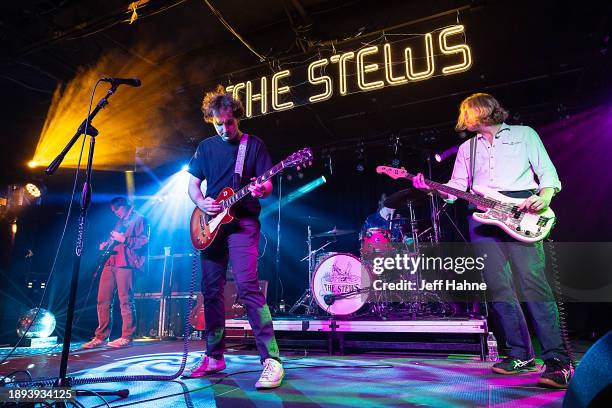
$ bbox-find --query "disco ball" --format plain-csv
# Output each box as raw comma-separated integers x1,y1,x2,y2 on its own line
16,308,56,338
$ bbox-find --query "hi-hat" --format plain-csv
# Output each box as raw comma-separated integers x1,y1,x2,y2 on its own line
383,188,425,209
312,227,357,238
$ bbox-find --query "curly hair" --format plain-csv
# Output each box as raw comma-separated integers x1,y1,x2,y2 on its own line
455,93,509,131
201,85,245,123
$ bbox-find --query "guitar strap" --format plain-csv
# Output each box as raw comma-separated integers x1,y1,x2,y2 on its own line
468,136,477,193
232,133,249,189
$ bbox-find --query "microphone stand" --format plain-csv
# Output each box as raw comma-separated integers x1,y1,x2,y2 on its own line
45,84,128,399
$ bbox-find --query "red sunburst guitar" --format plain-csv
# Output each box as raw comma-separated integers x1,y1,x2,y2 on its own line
377,165,556,243
190,147,313,250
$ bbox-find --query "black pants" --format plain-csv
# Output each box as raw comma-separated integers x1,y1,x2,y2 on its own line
469,191,568,362
200,217,279,363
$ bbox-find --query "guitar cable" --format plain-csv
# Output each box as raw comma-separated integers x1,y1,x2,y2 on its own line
3,249,200,390
546,238,576,367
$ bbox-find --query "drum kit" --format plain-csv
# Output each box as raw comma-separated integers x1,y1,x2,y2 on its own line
289,187,453,319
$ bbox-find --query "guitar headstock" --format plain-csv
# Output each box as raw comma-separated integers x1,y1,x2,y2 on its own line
376,165,409,180
283,147,313,170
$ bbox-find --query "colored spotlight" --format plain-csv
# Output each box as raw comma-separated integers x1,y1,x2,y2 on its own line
260,176,327,218
25,183,42,198
434,146,459,163
181,164,189,172
27,160,38,168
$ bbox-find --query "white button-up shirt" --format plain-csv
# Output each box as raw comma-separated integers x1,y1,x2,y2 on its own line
445,123,561,199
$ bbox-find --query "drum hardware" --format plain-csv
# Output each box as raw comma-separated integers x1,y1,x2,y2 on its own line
290,224,343,315
312,227,357,238
290,224,320,315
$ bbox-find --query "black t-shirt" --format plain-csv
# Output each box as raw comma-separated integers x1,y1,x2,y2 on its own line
187,134,273,218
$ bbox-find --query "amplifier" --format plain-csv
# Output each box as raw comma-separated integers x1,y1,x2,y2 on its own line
134,280,268,338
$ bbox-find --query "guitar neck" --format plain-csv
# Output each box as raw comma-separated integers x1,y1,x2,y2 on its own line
402,170,497,209
221,162,285,209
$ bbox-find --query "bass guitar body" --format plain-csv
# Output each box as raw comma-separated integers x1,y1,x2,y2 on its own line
470,185,555,243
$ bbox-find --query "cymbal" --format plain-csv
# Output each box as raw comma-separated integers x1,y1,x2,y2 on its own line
383,188,426,209
294,215,325,222
312,227,357,238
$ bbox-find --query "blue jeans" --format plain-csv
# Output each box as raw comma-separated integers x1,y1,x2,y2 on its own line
468,191,568,362
200,217,280,363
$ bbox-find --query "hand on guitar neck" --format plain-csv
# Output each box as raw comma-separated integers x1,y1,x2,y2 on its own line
412,172,451,200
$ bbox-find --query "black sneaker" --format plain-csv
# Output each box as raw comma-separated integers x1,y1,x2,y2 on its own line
492,356,537,374
538,358,573,389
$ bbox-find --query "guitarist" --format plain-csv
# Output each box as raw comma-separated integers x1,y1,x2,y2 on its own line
183,86,284,389
83,197,149,349
413,93,572,388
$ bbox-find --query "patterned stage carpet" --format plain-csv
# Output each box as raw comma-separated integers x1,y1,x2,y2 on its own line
1,340,568,407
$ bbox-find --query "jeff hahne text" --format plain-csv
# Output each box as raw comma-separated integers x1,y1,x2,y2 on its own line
370,253,488,292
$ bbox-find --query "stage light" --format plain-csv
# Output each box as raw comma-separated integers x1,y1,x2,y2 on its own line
25,183,42,198
11,221,18,235
260,176,327,218
16,308,56,339
181,164,189,171
355,143,366,173
138,168,195,238
27,160,38,168
434,146,459,163
30,45,181,170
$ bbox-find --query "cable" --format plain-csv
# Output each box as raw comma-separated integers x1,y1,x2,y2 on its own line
203,0,267,62
0,370,32,385
76,390,110,408
546,239,576,367
4,248,199,389
88,361,395,408
0,80,100,366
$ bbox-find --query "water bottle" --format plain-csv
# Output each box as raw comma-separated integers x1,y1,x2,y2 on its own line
279,299,286,314
487,332,499,362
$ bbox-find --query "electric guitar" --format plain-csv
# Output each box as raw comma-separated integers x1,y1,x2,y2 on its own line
190,147,313,250
93,207,134,279
376,166,556,243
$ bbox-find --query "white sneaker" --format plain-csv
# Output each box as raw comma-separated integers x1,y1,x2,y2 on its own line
82,338,107,349
183,355,226,378
107,337,132,348
256,358,284,389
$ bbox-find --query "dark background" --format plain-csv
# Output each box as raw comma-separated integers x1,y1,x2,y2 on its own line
0,0,610,344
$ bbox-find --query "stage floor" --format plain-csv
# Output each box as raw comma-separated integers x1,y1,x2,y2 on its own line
0,340,569,407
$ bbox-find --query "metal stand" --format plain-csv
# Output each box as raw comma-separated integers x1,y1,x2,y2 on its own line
289,225,333,315
45,82,131,401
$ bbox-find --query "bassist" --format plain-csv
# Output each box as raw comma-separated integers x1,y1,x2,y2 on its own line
413,93,571,388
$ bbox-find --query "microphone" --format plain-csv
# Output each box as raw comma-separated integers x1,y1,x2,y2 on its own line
323,294,335,306
100,77,141,87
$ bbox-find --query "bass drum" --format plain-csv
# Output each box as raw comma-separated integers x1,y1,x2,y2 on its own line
311,253,371,316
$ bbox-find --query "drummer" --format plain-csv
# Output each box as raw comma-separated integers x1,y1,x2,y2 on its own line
360,193,405,242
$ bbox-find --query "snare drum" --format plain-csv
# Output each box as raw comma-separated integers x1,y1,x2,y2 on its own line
311,253,371,315
361,227,391,253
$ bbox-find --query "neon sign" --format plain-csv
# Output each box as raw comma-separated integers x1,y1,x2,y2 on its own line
227,25,472,118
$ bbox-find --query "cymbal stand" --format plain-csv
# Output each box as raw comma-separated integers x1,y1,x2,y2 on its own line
426,155,441,243
290,225,331,315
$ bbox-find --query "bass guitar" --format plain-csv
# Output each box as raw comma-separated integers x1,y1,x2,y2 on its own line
376,165,555,243
190,147,313,250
